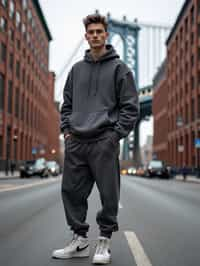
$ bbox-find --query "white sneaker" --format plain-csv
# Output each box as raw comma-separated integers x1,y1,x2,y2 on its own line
52,234,89,259
92,236,111,264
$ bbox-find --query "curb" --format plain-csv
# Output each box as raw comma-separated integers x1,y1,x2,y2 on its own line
175,175,200,184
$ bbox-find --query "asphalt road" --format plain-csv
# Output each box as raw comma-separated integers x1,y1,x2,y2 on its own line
0,175,200,266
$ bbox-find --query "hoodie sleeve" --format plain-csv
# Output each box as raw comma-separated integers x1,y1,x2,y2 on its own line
114,66,140,139
60,69,73,135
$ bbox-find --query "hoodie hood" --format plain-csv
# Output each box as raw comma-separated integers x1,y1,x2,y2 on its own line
84,44,119,63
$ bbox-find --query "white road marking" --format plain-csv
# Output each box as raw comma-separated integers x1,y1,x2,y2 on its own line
119,201,123,209
0,184,14,189
0,177,60,193
124,231,153,266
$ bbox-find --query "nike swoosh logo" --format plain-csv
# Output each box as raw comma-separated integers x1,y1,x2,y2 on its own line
76,244,89,252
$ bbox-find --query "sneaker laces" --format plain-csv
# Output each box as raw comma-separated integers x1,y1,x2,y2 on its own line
64,233,79,250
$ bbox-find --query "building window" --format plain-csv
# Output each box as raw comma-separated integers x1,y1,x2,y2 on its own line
26,99,29,123
185,103,188,124
191,55,194,67
185,41,188,52
8,80,13,114
22,0,27,10
27,9,32,21
22,23,26,40
191,6,194,25
17,39,20,50
9,53,13,70
0,42,6,63
22,68,25,84
31,18,35,29
198,95,200,118
0,73,5,111
185,81,188,94
0,135,2,159
16,61,20,79
27,74,30,88
15,87,19,118
1,0,7,7
26,32,30,44
23,48,26,58
15,11,21,29
9,1,15,19
180,27,183,41
21,93,24,121
185,17,188,33
191,32,194,45
6,126,11,159
0,17,7,32
8,28,14,41
191,76,195,90
198,24,200,37
191,98,195,121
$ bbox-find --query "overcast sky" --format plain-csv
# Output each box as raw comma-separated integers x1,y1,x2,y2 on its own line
39,0,184,74
39,0,184,146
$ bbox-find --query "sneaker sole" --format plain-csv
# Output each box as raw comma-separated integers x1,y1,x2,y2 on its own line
92,257,111,264
52,248,90,259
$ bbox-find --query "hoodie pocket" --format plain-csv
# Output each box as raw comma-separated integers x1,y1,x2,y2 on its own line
69,110,112,136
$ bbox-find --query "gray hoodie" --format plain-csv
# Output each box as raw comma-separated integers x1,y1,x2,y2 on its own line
60,44,139,141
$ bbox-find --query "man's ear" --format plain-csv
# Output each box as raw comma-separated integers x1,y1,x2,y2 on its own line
106,31,109,39
85,33,88,41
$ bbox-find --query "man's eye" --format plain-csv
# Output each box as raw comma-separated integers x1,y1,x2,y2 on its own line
87,30,104,34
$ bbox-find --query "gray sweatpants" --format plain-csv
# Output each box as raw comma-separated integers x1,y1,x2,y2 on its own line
61,132,120,238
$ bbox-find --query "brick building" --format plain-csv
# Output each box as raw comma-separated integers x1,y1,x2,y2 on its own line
46,72,60,163
0,0,60,170
153,0,200,169
152,60,168,163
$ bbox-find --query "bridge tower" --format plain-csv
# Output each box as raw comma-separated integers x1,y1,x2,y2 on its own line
105,12,141,164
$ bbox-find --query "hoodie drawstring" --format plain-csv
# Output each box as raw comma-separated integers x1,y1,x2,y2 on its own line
88,62,101,96
94,62,101,96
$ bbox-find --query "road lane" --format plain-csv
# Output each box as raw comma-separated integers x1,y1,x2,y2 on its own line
1,175,200,266
0,178,137,266
120,176,200,266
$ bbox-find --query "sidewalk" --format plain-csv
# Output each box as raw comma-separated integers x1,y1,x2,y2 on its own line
0,171,20,180
175,174,200,183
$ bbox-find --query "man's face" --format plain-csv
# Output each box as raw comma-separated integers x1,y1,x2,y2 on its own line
85,23,109,49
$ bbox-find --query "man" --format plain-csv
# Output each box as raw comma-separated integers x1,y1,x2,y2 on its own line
52,14,139,264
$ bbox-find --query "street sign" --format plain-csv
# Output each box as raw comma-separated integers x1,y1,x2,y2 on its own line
178,145,184,152
195,139,200,148
32,147,37,155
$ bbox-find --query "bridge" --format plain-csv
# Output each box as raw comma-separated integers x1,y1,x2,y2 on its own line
56,11,171,165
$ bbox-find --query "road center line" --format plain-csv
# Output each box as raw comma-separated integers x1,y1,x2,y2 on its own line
124,231,153,266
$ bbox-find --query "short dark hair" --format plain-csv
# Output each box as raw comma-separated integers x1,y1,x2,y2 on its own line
83,14,108,32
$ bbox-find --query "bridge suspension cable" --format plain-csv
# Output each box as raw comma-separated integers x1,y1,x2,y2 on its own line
56,37,84,82
55,37,85,101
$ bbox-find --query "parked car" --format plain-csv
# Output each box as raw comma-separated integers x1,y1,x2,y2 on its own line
33,158,49,178
146,160,170,179
19,160,36,178
46,161,60,176
136,166,145,176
